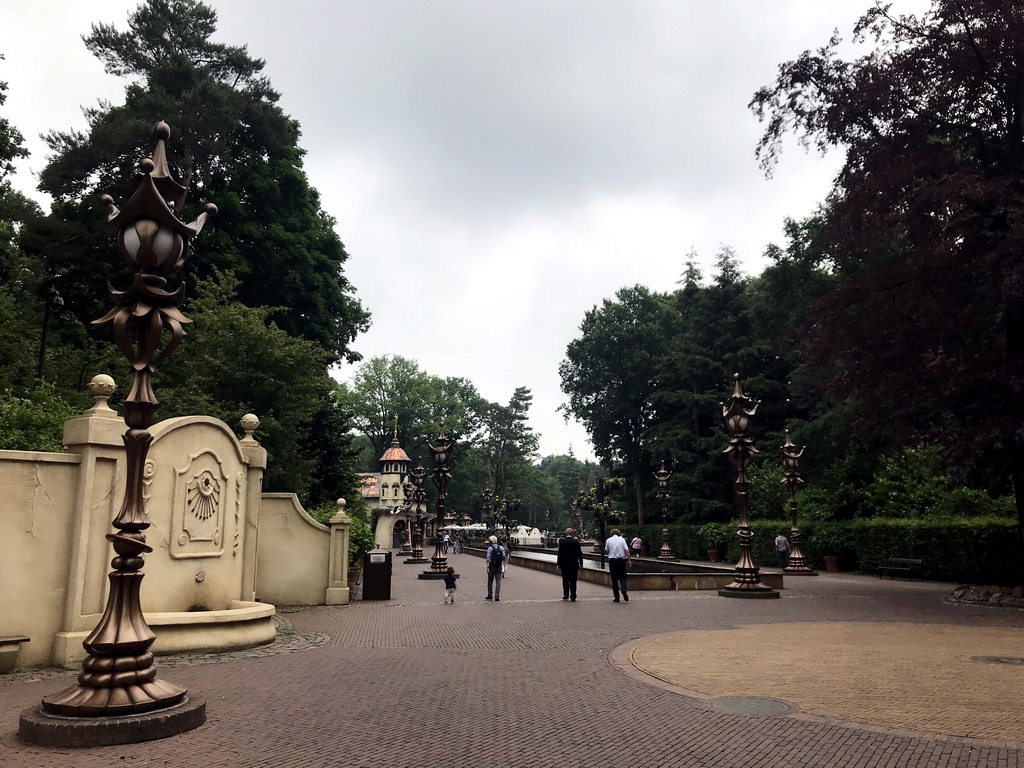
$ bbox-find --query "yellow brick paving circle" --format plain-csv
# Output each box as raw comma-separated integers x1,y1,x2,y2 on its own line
630,622,1024,743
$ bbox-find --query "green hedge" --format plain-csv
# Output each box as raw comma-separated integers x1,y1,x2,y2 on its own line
619,518,1024,585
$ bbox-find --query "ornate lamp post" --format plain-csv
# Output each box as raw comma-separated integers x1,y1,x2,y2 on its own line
399,482,414,556
781,429,816,575
420,423,455,579
21,123,215,746
654,460,676,560
36,286,65,382
593,480,609,566
719,374,779,599
404,463,429,564
482,487,494,534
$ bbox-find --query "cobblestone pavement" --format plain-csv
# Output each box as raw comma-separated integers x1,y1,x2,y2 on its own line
2,551,1023,767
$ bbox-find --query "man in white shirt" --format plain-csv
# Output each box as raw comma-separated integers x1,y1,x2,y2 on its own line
604,529,632,602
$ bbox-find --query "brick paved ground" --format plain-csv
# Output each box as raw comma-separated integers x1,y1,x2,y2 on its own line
2,550,1023,767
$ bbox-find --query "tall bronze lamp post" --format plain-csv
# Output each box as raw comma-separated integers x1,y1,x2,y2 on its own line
404,463,429,564
718,374,779,599
654,460,676,560
399,484,413,557
21,123,215,746
781,430,816,575
482,487,494,533
420,424,455,579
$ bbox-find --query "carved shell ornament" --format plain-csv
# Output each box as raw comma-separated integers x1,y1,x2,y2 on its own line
188,470,221,521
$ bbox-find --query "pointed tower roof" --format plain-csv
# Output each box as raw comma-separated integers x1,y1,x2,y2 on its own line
380,436,411,463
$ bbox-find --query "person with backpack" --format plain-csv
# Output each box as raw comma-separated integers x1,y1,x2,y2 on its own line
485,535,505,601
556,528,585,601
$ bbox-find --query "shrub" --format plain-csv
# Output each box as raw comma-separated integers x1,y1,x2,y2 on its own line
0,383,78,452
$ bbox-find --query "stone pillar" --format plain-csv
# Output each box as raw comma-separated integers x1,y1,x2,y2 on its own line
326,499,352,605
53,375,128,667
238,414,267,602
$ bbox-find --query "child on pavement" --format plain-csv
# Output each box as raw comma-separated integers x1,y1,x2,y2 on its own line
443,566,458,604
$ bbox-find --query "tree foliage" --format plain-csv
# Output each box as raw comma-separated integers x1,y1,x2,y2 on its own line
34,0,369,362
750,0,1024,534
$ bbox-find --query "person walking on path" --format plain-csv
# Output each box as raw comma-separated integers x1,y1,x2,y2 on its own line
605,528,632,602
557,528,585,601
775,532,790,569
485,536,506,601
442,532,451,554
630,535,643,558
443,566,458,604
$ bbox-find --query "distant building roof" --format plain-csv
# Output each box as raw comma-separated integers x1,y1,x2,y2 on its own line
379,436,411,463
358,473,381,499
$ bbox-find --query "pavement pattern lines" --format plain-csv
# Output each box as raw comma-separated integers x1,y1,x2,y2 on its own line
2,552,1023,767
630,622,1024,743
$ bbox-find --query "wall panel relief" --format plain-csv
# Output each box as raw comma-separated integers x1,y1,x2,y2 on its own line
169,450,230,558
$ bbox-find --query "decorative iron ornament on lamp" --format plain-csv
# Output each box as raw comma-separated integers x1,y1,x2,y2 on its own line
21,123,215,746
419,424,455,579
654,460,676,560
404,463,429,564
781,429,816,575
719,374,779,599
481,487,493,532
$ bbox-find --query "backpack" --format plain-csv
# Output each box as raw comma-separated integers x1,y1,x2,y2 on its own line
489,545,505,569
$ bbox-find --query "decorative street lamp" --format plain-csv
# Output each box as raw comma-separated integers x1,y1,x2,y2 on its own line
593,480,609,567
419,423,454,579
482,487,493,533
654,460,676,560
781,429,816,575
22,123,216,746
404,463,429,564
399,483,414,557
719,374,779,599
35,286,64,382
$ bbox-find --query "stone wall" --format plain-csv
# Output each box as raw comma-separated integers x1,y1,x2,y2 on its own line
0,378,352,671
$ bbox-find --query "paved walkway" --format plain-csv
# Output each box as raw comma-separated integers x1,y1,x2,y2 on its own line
2,550,1023,767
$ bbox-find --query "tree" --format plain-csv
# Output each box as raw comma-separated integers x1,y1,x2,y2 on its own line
560,285,676,522
33,0,368,362
478,386,539,496
343,355,484,461
750,1,1024,541
156,271,353,500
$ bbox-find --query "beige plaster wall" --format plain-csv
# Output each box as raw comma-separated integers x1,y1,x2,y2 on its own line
0,451,82,668
255,493,330,605
140,416,253,613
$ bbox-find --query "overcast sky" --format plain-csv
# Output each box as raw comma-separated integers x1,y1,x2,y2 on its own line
4,1,925,461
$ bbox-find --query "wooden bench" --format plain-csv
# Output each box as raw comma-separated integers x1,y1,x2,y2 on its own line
877,557,923,580
0,635,29,673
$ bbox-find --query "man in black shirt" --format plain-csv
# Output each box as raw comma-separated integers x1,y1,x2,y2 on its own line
556,529,585,602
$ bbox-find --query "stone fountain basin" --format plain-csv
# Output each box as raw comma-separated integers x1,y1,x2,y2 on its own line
468,547,784,591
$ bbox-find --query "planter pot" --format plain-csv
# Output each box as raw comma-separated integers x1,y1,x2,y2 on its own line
822,555,841,573
348,567,362,588
707,549,722,563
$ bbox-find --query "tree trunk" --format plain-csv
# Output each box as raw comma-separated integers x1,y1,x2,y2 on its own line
633,467,645,524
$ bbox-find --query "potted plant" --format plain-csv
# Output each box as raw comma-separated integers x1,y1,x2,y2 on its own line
807,524,847,572
698,522,731,563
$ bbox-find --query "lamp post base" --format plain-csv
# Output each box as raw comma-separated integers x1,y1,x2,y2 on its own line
19,697,206,748
718,587,780,599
